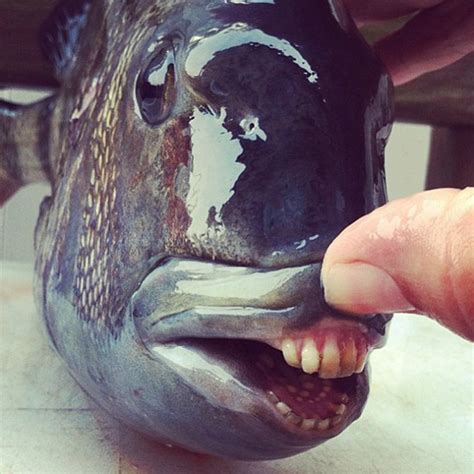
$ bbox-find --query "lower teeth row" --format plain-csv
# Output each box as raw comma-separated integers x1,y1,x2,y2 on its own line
267,390,348,431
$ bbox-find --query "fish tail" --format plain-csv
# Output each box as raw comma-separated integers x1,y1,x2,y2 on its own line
0,98,55,205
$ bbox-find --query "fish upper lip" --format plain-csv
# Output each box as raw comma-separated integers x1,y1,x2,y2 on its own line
131,256,384,348
132,256,324,343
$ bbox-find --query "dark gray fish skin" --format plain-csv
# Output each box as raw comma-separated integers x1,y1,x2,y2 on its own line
3,0,393,460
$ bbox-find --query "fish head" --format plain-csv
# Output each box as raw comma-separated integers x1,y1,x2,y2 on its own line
131,0,393,264
37,0,393,461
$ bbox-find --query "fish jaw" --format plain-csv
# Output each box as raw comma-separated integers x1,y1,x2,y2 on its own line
129,257,389,456
148,338,370,458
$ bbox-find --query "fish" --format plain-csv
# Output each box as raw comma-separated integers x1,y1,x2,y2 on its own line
0,0,393,461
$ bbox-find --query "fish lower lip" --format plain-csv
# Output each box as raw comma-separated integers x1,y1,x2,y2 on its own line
150,338,368,437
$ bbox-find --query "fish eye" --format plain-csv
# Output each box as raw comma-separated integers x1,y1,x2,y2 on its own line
136,43,176,126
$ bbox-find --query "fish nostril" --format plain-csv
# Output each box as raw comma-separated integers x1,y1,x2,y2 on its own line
210,79,229,96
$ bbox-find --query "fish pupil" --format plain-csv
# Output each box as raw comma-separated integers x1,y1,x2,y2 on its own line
137,46,176,125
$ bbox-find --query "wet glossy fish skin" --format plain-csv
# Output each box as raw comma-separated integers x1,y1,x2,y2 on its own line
2,0,393,460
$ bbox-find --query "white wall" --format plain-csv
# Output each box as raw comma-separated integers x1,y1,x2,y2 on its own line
0,89,52,262
0,183,51,262
0,88,432,262
385,124,432,200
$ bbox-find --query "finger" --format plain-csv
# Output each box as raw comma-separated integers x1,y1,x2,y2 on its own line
374,0,474,85
321,188,474,341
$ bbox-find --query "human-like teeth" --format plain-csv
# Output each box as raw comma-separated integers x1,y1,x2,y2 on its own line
329,403,347,416
340,338,357,377
301,338,320,374
267,391,280,404
319,337,341,379
286,412,302,425
279,334,369,377
340,394,349,403
317,419,330,431
282,338,300,368
267,391,347,432
301,419,317,430
276,402,291,415
331,415,343,427
355,347,368,373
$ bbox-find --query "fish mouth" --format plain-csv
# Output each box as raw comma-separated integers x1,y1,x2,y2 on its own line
132,257,388,441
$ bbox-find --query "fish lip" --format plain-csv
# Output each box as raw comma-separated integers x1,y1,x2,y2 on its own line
132,256,323,342
146,337,369,441
131,256,386,346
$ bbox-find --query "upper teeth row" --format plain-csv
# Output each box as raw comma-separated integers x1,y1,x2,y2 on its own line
280,336,368,378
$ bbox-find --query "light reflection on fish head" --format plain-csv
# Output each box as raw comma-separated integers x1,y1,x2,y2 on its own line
144,0,394,268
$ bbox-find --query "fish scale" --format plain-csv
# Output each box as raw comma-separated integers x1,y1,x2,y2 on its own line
74,26,148,332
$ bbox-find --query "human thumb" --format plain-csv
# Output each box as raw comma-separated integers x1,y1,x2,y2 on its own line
321,188,474,341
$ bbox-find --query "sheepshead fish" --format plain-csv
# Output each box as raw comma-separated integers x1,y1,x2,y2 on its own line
0,0,393,460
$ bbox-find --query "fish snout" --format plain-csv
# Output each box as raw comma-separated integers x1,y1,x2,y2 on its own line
163,9,391,267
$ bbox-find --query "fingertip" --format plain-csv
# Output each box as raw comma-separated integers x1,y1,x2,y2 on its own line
321,188,474,340
322,262,415,316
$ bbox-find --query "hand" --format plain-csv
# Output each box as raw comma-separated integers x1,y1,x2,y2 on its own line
321,188,474,341
322,2,474,341
343,0,474,85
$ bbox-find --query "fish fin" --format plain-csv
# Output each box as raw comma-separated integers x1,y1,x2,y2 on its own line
40,0,92,78
0,98,56,207
0,101,22,206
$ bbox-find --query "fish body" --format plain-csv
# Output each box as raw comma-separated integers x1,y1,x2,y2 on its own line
0,0,393,460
